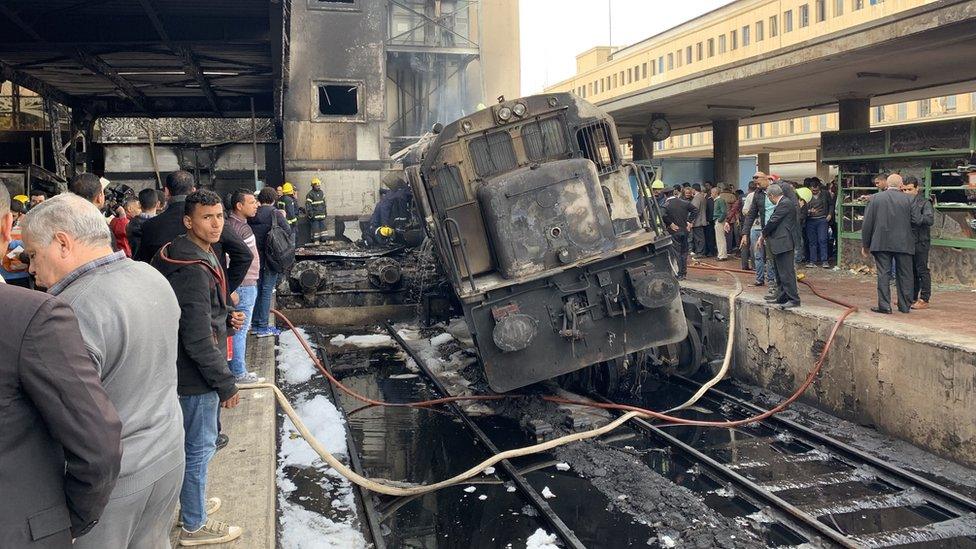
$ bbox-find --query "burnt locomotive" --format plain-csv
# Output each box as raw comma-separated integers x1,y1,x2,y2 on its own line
402,93,691,393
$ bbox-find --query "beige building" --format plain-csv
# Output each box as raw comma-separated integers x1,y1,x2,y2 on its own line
545,0,974,178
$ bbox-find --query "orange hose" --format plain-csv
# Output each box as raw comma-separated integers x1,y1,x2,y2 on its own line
270,259,857,428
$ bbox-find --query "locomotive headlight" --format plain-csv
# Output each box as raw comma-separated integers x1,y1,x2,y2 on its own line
512,103,527,117
497,106,513,121
460,119,473,132
492,313,538,353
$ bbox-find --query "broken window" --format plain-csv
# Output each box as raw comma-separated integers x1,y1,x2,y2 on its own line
469,131,516,178
317,83,359,116
523,118,568,162
576,122,619,175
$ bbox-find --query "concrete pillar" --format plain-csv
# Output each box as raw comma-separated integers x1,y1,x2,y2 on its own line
815,148,830,183
838,97,871,131
712,119,739,188
757,152,771,175
631,134,647,161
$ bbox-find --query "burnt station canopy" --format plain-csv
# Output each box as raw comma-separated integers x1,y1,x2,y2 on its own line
0,0,288,119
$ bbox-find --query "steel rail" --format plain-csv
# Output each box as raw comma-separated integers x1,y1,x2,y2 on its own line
384,323,587,549
312,333,388,549
672,376,976,516
589,393,860,548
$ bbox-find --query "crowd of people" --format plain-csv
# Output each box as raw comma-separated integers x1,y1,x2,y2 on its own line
656,170,935,313
1,169,296,547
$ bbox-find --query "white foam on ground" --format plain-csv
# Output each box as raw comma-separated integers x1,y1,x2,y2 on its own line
277,328,318,385
555,462,571,471
279,500,366,549
540,486,556,499
429,332,454,347
525,529,559,549
329,334,395,348
279,395,348,466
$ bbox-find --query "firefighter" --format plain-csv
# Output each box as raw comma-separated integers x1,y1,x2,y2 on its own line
306,177,327,243
276,182,299,236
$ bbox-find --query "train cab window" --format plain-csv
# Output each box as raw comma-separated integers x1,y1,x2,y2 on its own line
576,122,619,175
432,165,467,210
523,118,568,162
469,130,517,178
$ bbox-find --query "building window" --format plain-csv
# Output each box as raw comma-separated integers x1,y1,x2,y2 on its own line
819,114,829,128
918,99,931,117
770,15,778,37
309,0,358,11
802,117,811,132
745,125,752,139
834,0,844,16
613,74,618,88
874,106,885,122
626,68,632,84
676,50,682,67
718,35,727,53
707,38,715,57
799,4,810,27
853,0,864,9
658,56,665,73
642,63,647,79
635,65,640,80
756,20,764,41
897,102,907,120
815,0,826,22
315,82,361,119
682,46,689,65
869,0,883,4
599,79,604,93
771,121,780,136
784,10,793,32
789,119,796,133
696,42,703,61
942,95,957,113
742,26,750,46
731,29,738,50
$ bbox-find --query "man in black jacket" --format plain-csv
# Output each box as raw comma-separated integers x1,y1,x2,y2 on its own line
741,172,800,297
248,187,291,336
758,184,801,308
903,176,935,309
0,184,123,547
151,190,244,546
861,174,917,314
662,186,698,279
125,188,160,256
135,170,253,293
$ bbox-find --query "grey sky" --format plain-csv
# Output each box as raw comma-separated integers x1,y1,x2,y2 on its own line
519,1,734,95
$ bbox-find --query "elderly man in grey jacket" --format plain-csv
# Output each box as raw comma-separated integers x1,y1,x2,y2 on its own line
861,174,918,314
22,193,185,549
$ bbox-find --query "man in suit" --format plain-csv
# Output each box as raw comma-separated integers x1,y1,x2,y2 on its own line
758,184,801,309
902,176,934,309
690,183,708,255
134,170,253,294
662,186,698,280
0,184,123,547
741,172,801,298
861,174,917,314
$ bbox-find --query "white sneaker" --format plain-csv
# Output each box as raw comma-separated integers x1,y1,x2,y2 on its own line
179,518,242,546
176,497,222,527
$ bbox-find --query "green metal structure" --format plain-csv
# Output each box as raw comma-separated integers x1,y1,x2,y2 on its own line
821,117,976,266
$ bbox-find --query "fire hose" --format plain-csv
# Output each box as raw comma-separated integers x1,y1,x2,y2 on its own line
236,266,856,496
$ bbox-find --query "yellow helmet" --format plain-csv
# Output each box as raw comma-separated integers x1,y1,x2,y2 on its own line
377,226,395,238
12,194,28,204
282,182,294,194
651,179,665,189
311,177,322,186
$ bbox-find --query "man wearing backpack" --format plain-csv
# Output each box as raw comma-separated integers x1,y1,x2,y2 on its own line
249,188,294,337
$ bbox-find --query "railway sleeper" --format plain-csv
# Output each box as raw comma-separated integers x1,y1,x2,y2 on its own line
799,488,928,517
850,512,976,548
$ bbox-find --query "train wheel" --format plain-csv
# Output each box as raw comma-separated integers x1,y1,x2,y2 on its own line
664,323,704,378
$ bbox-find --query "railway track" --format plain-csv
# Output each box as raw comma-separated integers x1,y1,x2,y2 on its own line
317,324,976,548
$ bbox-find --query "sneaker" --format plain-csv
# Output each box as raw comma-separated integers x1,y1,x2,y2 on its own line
805,263,816,268
177,498,222,527
236,371,266,383
820,262,831,269
179,518,242,546
215,433,229,452
254,326,280,338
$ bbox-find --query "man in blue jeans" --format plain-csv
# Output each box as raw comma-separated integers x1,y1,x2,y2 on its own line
804,178,832,268
248,187,288,337
152,190,244,546
226,189,265,382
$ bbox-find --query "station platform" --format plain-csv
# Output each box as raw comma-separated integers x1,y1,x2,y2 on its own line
681,263,976,467
169,336,277,548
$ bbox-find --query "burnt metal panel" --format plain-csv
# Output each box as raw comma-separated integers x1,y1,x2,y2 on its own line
477,158,616,279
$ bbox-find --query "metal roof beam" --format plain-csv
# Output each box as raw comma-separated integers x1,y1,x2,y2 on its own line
0,5,44,41
73,48,151,113
136,0,222,115
0,61,76,107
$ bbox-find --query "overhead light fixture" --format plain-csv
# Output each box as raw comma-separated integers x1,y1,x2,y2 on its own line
706,104,756,111
856,72,918,82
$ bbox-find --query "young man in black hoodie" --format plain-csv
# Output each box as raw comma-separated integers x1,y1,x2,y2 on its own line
152,190,244,546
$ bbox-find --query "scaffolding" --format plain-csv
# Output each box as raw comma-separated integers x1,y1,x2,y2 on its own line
386,0,484,153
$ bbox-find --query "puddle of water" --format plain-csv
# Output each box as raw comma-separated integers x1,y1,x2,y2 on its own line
817,504,950,536
324,339,549,548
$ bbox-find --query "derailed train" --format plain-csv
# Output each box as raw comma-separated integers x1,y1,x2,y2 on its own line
400,93,702,393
